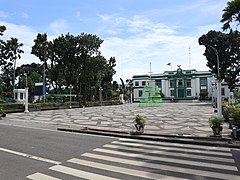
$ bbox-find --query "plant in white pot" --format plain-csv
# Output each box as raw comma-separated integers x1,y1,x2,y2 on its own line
133,114,146,133
208,116,224,136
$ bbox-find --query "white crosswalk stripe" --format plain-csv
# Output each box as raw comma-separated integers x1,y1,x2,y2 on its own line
26,138,240,180
27,172,62,180
111,140,232,156
103,144,234,163
49,165,120,180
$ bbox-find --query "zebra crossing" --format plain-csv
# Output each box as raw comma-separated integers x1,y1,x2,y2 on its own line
27,138,240,180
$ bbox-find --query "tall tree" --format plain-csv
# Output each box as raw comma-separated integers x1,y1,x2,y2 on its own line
31,32,116,103
76,33,104,104
0,25,6,68
15,63,42,99
31,33,49,97
51,33,79,91
198,30,240,90
4,38,24,94
221,0,240,31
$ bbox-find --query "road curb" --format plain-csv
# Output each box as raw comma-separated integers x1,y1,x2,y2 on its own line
57,127,240,149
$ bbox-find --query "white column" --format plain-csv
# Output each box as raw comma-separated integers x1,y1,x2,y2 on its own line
217,80,222,116
24,87,29,113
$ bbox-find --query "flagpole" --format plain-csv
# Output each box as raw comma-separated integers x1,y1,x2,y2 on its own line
189,46,191,69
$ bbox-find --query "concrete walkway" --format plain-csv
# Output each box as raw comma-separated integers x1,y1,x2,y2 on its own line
0,102,231,138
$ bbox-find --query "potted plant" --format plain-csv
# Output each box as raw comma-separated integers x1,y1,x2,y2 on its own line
208,116,224,136
133,114,146,133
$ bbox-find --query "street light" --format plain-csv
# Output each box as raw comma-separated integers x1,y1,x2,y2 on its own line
42,41,48,103
99,87,103,105
24,70,29,113
69,84,73,109
208,45,222,117
211,77,217,113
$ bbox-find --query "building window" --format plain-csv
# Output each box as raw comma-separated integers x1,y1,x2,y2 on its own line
15,93,18,99
135,81,139,86
170,89,174,96
170,80,174,88
142,81,146,86
200,78,207,86
186,79,191,87
178,79,183,87
221,88,225,96
187,89,191,96
20,93,24,100
155,80,161,88
139,90,143,97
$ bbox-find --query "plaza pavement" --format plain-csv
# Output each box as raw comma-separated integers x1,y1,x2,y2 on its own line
0,102,232,138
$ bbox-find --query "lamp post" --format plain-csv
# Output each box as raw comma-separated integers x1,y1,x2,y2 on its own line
13,58,17,98
208,45,222,117
116,88,120,102
42,41,48,103
69,84,73,109
24,70,29,113
99,87,103,105
211,77,217,113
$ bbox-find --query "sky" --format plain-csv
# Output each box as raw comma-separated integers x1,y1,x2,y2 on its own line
0,0,229,82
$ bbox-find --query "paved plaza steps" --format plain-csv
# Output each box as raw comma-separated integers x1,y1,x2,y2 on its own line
57,127,240,149
27,138,240,180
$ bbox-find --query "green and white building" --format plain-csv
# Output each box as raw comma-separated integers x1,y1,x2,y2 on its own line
132,67,232,102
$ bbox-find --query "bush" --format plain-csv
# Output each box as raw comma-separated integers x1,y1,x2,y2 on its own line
208,116,224,127
232,108,240,122
235,103,240,109
199,91,208,99
133,114,146,126
0,99,6,103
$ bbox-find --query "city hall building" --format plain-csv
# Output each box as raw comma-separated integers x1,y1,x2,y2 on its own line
132,66,231,102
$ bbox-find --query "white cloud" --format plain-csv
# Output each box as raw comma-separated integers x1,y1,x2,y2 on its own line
0,21,39,66
21,12,30,19
97,13,113,21
196,24,220,36
48,19,69,35
76,11,82,21
127,15,150,33
0,11,8,18
100,15,210,82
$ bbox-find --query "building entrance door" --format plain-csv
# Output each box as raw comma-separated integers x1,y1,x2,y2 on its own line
178,88,184,98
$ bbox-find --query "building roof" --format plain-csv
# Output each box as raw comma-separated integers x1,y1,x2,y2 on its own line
132,68,212,80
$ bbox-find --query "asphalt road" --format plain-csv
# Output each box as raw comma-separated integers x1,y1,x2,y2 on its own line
1,124,240,180
0,124,117,179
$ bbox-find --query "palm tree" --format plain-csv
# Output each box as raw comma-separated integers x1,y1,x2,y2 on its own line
221,0,240,31
32,33,48,102
0,25,6,36
5,38,24,96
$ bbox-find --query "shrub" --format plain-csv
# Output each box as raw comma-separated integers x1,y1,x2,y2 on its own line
133,114,146,126
208,116,224,127
0,99,6,103
231,108,240,122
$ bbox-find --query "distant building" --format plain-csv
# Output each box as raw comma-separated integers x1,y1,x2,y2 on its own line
132,67,235,102
13,89,26,103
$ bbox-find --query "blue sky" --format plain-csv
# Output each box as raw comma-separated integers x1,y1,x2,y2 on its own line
0,0,229,82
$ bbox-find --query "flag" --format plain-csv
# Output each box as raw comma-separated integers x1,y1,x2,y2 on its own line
167,62,171,66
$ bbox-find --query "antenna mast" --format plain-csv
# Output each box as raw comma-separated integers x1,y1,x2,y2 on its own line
189,46,191,68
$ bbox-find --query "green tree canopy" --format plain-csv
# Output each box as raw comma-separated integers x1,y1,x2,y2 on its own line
198,30,240,90
31,32,116,104
0,26,24,95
